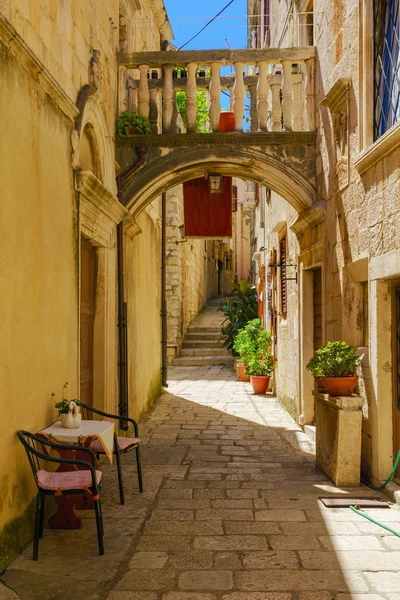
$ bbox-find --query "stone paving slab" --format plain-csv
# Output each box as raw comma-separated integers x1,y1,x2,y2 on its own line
2,365,400,600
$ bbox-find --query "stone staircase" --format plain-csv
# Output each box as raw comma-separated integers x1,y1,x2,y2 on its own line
173,300,233,367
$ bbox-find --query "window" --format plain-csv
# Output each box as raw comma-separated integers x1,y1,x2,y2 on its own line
374,0,400,139
279,237,287,316
232,185,238,212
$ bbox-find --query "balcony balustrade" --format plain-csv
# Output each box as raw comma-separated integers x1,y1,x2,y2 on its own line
118,48,315,135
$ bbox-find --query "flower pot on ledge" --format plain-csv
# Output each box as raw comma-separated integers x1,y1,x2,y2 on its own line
320,376,358,396
219,111,236,132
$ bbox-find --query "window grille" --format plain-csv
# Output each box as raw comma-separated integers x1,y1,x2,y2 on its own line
280,237,287,316
374,0,400,139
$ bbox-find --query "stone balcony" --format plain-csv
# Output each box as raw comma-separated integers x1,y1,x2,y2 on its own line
118,48,316,135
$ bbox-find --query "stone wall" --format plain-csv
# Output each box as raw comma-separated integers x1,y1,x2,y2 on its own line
257,0,400,480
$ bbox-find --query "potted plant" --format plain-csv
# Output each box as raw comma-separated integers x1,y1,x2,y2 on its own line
52,382,82,429
244,353,274,394
233,319,271,382
219,110,236,132
116,110,153,136
305,354,325,391
306,341,360,396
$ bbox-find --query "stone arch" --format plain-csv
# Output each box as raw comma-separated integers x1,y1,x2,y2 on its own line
76,92,115,193
122,145,316,219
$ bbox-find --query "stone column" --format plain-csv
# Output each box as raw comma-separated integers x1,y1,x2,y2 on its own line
314,391,364,487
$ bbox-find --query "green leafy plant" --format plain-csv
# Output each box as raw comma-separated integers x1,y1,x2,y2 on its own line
220,280,258,354
52,382,80,415
116,110,153,136
243,353,274,376
233,319,271,358
306,341,360,377
176,90,209,132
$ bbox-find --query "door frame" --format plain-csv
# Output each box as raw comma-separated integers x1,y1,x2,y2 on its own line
392,279,400,481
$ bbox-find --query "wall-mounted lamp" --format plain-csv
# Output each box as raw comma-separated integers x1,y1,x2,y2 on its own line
208,174,222,194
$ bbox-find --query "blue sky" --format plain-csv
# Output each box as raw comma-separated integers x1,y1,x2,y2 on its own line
163,0,249,116
164,0,248,51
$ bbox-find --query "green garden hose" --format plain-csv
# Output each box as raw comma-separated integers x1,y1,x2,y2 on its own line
362,449,400,490
349,505,400,537
348,449,400,538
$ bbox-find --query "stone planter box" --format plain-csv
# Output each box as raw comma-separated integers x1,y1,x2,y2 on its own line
313,391,364,487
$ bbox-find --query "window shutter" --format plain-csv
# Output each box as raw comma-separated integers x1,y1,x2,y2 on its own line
232,185,238,212
280,237,287,316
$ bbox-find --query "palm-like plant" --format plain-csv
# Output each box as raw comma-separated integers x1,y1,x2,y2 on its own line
220,280,258,354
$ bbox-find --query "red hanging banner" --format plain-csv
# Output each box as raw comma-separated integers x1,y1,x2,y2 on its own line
183,176,232,238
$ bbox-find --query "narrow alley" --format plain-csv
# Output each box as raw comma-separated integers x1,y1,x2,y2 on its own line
3,365,400,599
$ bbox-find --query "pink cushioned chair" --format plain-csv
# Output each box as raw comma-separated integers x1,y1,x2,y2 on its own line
17,430,104,560
78,402,143,505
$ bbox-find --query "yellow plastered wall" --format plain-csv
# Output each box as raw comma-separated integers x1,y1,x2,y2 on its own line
125,207,163,421
1,0,118,130
0,43,78,530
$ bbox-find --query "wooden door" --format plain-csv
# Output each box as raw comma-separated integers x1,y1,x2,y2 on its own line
393,281,400,480
80,238,96,407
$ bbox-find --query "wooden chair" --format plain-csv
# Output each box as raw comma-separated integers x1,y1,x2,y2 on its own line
78,403,143,505
17,431,104,559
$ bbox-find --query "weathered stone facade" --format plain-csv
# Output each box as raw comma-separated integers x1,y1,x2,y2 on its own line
249,0,400,489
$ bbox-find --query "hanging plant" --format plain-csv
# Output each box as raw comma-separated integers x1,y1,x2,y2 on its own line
116,110,153,136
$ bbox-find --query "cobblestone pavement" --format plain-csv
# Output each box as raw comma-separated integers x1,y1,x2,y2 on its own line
2,365,400,600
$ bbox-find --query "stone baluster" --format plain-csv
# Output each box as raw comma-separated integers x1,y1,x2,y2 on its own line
281,60,293,131
248,83,259,132
171,91,180,134
186,62,198,134
269,74,282,131
128,86,138,112
257,61,269,131
209,62,221,132
162,65,174,133
138,64,150,117
305,58,315,130
149,88,159,133
292,70,303,131
233,62,245,131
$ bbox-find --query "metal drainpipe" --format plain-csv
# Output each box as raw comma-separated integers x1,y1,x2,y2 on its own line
116,146,147,421
161,191,168,388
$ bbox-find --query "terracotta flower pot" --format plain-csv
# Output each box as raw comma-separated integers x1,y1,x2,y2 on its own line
219,111,236,132
237,363,250,382
320,376,358,396
250,375,270,394
315,377,326,391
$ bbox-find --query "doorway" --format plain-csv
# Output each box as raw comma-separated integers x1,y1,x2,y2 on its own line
313,267,323,351
218,260,223,296
80,238,96,407
393,280,400,480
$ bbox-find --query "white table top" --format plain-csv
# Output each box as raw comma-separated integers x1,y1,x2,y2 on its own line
40,420,114,463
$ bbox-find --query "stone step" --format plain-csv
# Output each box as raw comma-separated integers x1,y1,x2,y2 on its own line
188,326,222,333
183,340,225,349
173,356,234,367
185,332,222,341
180,348,231,357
